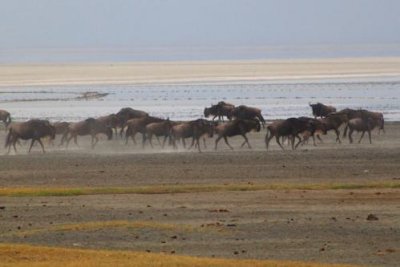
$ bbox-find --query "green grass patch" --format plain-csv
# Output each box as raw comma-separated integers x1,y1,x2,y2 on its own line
0,181,399,197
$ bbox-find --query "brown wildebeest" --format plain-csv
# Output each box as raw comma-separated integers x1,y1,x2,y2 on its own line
170,119,214,152
309,102,337,118
66,118,113,149
116,107,148,136
5,119,55,154
317,112,348,143
143,119,173,148
214,119,260,150
51,121,70,146
204,101,235,122
0,109,12,130
265,118,317,150
124,115,165,145
339,109,385,137
230,105,266,128
348,116,383,144
297,117,327,146
97,114,120,134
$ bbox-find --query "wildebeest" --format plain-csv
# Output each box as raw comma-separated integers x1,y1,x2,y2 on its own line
348,116,384,144
297,117,327,146
317,112,348,143
170,119,214,152
265,118,317,150
65,118,113,149
0,109,12,130
5,119,55,154
204,101,235,122
116,107,148,136
143,119,173,148
97,114,120,134
230,105,265,128
124,115,165,145
309,103,337,118
214,119,260,150
338,109,385,137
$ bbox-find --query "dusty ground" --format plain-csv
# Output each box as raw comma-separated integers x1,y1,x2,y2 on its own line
0,122,399,266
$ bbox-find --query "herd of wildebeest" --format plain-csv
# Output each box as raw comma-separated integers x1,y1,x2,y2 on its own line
0,101,385,154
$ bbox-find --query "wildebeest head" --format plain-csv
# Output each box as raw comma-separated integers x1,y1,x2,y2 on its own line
204,107,211,117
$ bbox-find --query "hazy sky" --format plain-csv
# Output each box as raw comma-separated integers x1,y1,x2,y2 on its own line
1,0,400,50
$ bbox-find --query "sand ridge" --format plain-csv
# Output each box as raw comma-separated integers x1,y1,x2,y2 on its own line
1,57,400,87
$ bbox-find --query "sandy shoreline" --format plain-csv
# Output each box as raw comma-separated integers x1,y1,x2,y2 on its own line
1,57,400,87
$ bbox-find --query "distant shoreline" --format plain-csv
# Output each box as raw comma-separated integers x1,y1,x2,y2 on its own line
1,57,400,87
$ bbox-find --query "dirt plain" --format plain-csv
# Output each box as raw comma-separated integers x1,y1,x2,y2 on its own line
0,122,399,266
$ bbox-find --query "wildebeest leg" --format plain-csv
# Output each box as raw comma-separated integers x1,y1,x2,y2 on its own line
311,135,317,146
212,115,217,121
368,130,372,144
73,136,78,146
28,139,36,153
223,136,234,150
60,132,68,146
162,136,168,148
37,139,45,153
294,135,302,149
119,125,125,138
66,134,75,148
317,134,323,143
240,134,251,149
358,131,365,144
348,129,354,143
155,136,162,147
148,134,154,148
334,129,341,144
214,135,222,150
275,136,285,150
343,124,348,137
188,138,195,150
142,133,147,148
92,136,99,149
182,138,188,149
12,138,18,153
265,132,272,150
203,137,207,149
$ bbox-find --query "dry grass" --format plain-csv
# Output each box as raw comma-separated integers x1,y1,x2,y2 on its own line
0,182,399,197
0,243,359,267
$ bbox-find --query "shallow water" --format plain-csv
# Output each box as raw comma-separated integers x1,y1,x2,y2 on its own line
1,79,400,122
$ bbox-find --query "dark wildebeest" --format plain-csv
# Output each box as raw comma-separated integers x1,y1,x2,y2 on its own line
116,107,148,137
204,101,235,122
297,117,327,146
309,103,337,118
265,118,317,150
124,116,165,145
143,119,173,148
339,109,385,137
214,119,260,150
0,109,12,130
66,118,113,149
5,119,55,154
230,105,266,128
97,114,120,134
170,119,214,152
317,112,348,143
51,121,70,146
348,116,384,144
